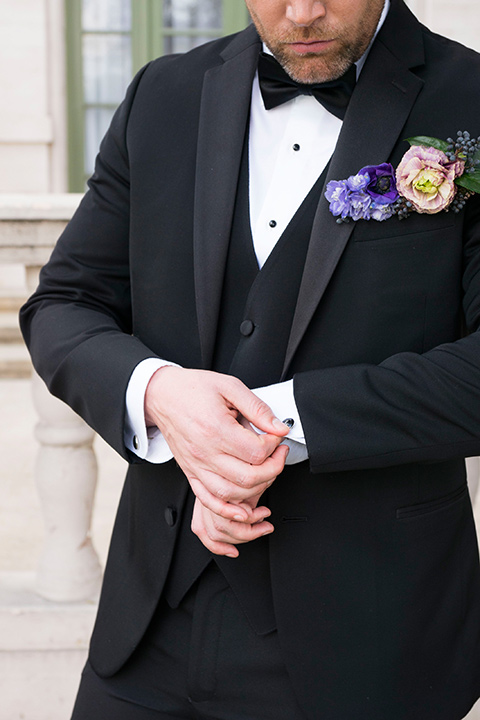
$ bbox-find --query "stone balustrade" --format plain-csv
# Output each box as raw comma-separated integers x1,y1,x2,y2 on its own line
0,193,103,602
0,194,83,287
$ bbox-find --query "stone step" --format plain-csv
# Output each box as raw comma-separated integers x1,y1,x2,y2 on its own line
0,311,22,343
0,342,31,378
0,572,95,720
0,293,25,313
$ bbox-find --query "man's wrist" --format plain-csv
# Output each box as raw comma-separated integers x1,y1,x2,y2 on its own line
144,365,179,427
124,357,180,462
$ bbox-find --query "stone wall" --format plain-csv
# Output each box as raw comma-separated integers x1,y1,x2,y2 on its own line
407,0,480,51
0,0,67,194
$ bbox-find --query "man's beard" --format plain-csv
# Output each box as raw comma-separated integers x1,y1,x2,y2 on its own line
250,7,384,84
269,27,369,84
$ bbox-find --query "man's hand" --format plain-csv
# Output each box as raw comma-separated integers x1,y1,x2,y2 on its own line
145,367,290,522
191,496,274,558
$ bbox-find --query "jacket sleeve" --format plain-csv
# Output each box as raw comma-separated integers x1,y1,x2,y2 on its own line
294,194,480,473
20,64,160,461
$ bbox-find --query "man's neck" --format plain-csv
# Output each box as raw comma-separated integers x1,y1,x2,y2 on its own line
355,0,391,77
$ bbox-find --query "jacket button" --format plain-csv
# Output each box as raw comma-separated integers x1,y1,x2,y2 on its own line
240,319,254,336
164,506,177,527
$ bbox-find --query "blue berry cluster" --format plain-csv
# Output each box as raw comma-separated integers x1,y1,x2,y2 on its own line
446,131,480,213
390,196,412,220
446,130,480,166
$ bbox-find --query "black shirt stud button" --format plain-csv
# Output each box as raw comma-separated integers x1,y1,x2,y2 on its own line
283,418,295,429
133,435,139,450
269,220,277,228
164,506,177,527
240,319,254,337
293,143,300,151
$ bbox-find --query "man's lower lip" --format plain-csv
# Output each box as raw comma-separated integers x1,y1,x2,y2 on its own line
288,40,332,54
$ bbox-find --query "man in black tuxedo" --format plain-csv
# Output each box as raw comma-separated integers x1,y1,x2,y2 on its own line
20,0,480,718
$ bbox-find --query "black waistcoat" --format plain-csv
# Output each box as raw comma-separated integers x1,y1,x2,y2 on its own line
163,138,329,633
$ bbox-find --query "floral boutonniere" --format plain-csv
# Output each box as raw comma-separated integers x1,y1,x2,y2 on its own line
325,131,480,223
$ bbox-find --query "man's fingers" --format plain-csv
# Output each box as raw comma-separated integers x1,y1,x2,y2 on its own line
193,512,274,544
219,418,284,465
191,498,274,557
194,443,289,500
188,477,250,521
193,532,240,558
188,468,274,510
221,380,290,439
213,518,274,543
237,502,271,522
188,475,272,522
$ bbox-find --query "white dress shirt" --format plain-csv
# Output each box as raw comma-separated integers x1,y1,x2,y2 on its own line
124,0,390,464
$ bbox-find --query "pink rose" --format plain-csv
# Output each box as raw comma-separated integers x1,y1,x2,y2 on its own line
396,145,465,214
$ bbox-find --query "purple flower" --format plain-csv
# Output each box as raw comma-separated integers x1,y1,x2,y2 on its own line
360,163,399,205
346,172,369,192
325,180,351,218
349,191,372,221
370,203,396,222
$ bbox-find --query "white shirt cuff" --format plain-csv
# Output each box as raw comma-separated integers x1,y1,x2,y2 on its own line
125,365,307,466
124,358,179,463
252,379,308,465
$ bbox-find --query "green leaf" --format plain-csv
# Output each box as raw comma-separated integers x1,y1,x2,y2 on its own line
455,171,480,194
404,136,450,153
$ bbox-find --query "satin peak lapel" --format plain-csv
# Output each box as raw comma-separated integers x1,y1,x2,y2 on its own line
282,21,425,377
194,28,260,369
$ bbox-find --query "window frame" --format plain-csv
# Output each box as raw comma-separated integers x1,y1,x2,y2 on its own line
66,0,250,191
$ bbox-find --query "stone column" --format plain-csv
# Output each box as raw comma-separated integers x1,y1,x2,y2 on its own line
32,373,102,601
24,256,102,602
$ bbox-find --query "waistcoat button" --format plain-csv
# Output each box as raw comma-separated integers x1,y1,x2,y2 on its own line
164,506,177,527
240,319,254,336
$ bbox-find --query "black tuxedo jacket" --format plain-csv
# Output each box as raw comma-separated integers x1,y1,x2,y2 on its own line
20,1,480,718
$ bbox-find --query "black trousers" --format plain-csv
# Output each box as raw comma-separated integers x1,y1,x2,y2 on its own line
71,564,307,720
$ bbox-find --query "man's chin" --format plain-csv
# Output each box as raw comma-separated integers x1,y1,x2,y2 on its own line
267,42,351,84
278,57,350,85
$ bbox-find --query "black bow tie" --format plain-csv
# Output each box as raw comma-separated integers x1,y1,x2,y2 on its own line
257,51,356,120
